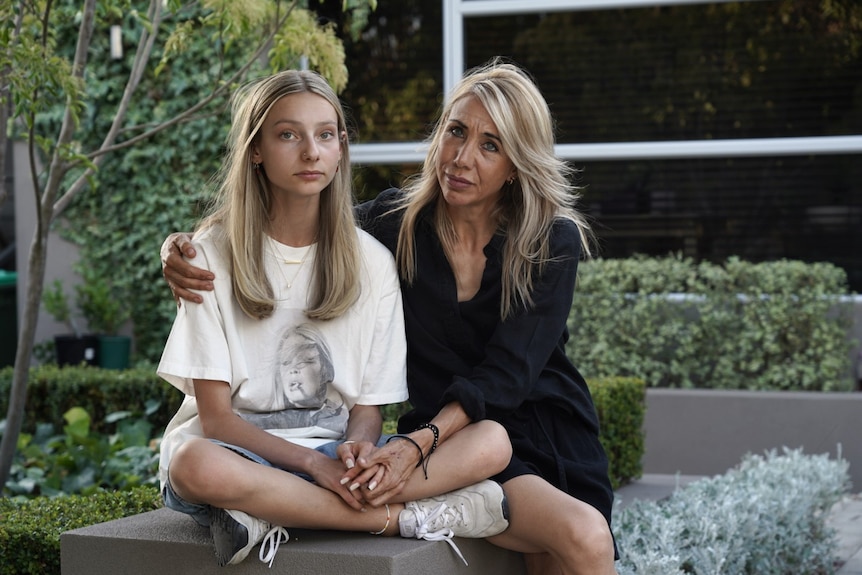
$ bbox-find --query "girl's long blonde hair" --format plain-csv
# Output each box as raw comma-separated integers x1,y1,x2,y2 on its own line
395,59,594,319
197,70,360,320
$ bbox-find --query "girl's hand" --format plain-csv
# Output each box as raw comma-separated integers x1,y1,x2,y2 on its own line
306,450,368,511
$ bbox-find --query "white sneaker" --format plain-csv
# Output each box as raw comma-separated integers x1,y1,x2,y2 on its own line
209,507,289,567
399,480,509,565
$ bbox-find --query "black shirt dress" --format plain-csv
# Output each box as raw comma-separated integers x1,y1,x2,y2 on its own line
357,188,615,529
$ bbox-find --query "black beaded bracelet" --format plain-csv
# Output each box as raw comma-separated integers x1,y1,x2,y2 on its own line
414,422,439,455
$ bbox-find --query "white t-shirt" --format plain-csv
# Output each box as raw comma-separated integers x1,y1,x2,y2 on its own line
157,226,408,488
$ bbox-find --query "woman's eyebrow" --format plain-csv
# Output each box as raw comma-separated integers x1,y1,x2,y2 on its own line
448,118,502,143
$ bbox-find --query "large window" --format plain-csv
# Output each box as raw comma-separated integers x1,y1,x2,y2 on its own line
345,0,862,289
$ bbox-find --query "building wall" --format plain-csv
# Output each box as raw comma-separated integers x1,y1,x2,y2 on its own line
12,139,84,358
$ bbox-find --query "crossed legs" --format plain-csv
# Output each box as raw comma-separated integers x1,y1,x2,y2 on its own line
167,419,512,535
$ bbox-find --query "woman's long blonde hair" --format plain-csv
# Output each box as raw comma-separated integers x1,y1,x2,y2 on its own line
197,70,360,320
395,59,594,319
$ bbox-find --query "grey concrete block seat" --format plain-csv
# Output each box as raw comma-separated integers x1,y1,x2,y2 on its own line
61,507,526,575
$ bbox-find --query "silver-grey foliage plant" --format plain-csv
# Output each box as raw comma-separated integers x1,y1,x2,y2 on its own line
613,447,851,574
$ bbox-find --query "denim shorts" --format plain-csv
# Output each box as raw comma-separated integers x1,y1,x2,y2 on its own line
162,437,389,526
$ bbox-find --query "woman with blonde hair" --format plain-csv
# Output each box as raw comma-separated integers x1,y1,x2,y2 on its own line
358,59,617,575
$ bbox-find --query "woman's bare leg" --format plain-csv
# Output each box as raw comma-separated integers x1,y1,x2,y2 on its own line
394,419,512,501
486,474,617,575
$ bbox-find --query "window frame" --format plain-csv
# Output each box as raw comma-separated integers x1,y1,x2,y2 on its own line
349,0,862,164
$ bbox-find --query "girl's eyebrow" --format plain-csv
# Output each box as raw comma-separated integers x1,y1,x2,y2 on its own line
272,118,338,129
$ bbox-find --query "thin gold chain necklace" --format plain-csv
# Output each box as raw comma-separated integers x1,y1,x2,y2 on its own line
267,238,315,298
279,249,310,289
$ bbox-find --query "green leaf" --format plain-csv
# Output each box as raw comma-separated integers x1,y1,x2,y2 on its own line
63,407,92,441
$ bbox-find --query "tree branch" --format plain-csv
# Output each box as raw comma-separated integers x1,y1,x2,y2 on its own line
53,1,298,217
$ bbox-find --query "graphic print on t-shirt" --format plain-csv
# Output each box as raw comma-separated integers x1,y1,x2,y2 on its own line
240,322,347,435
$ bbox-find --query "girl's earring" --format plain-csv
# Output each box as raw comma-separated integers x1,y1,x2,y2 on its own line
253,162,261,172
507,176,515,185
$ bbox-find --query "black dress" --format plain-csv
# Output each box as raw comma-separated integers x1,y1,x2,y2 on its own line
357,188,615,529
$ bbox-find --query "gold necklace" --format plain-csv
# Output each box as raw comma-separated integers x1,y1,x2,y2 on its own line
281,249,310,289
268,239,314,299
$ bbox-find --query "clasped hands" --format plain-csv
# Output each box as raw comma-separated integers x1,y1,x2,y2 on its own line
321,437,423,510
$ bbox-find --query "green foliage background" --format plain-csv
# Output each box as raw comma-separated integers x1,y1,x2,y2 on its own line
46,2,348,360
48,4,248,360
0,486,161,575
568,255,857,390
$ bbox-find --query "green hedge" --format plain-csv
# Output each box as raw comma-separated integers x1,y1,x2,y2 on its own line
568,255,857,391
589,377,645,490
0,365,184,435
0,486,161,575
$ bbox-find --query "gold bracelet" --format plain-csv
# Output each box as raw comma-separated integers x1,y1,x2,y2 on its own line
369,503,391,535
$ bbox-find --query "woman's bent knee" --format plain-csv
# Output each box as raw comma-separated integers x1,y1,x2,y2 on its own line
566,508,615,566
474,419,513,472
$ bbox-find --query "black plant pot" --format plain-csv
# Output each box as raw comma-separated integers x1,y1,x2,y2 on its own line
54,334,99,367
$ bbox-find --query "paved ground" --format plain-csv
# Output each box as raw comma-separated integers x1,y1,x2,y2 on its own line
614,474,862,574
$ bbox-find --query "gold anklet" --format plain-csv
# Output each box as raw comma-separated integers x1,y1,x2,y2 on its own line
369,503,391,535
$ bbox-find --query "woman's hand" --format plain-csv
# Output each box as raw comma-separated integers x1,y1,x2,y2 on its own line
335,440,385,499
160,232,214,305
354,436,423,507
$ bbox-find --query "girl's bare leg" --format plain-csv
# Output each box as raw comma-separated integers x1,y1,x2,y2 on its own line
486,474,617,575
169,439,400,535
169,420,511,535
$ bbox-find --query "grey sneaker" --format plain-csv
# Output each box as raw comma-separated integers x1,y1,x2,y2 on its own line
399,480,509,565
209,507,288,567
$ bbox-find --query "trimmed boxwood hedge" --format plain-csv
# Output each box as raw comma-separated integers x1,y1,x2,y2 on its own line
0,486,161,575
590,377,645,490
569,255,857,391
0,365,184,435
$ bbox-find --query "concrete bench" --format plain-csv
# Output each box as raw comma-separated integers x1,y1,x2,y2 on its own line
61,507,527,575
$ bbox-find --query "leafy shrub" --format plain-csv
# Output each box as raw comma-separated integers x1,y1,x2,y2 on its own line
613,448,851,574
380,401,411,435
569,255,857,390
5,407,159,498
591,377,645,489
0,486,161,575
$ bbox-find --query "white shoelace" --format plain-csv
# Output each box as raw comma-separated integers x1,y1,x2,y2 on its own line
413,503,468,565
258,526,290,568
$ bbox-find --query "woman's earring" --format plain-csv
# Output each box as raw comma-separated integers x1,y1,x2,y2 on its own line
253,162,261,171
507,176,516,185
